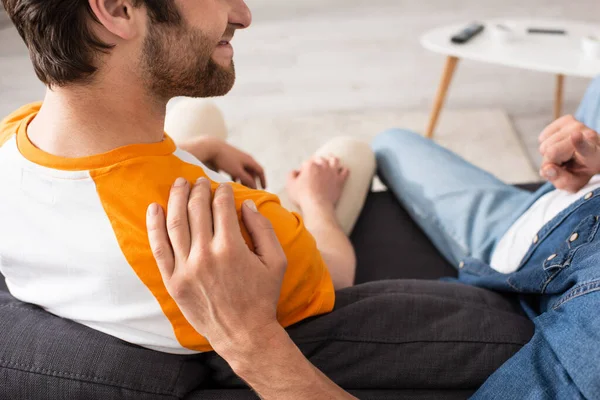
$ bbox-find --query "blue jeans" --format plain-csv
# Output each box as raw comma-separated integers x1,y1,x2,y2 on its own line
371,129,543,267
372,76,600,268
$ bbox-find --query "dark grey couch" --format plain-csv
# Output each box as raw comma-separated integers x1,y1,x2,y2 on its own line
0,184,541,399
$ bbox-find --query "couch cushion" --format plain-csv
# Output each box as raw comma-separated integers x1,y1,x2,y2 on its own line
0,291,212,399
351,191,457,283
0,184,543,400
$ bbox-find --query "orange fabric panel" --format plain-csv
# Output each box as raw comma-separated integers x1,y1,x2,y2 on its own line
90,156,335,352
0,102,42,147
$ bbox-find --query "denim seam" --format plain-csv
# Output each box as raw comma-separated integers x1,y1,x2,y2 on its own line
552,279,600,310
543,262,563,272
541,268,564,294
507,276,523,292
0,358,177,395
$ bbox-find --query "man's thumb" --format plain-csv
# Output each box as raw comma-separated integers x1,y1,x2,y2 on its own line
540,164,559,181
541,164,588,193
241,200,286,269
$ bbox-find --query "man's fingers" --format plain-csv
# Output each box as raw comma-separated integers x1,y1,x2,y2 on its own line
212,184,243,243
166,178,192,259
540,121,582,154
241,200,287,273
542,136,575,165
538,115,574,143
539,129,564,154
572,130,598,158
188,178,214,249
146,203,176,281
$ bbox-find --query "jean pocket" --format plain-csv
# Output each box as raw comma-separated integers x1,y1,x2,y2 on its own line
541,215,600,291
508,216,600,293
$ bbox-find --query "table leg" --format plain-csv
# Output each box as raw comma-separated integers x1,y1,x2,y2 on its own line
554,74,564,120
426,56,459,139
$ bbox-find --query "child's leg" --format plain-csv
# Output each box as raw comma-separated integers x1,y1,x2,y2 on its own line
279,137,376,236
165,98,228,143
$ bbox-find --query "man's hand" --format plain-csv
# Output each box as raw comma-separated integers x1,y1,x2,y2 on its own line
146,178,356,400
538,115,600,192
146,178,286,355
181,137,266,189
286,156,349,211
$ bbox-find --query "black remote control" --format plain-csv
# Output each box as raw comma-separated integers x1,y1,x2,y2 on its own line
527,28,567,35
451,23,485,44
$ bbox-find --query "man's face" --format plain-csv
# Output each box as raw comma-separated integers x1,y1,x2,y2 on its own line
140,0,251,100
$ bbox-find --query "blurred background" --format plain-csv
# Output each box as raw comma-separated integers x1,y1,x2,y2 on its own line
2,0,600,189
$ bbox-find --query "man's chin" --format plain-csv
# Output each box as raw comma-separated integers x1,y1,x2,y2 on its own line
209,61,236,95
151,59,236,100
189,61,236,98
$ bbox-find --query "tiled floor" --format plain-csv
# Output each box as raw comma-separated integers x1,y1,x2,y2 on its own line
2,1,600,166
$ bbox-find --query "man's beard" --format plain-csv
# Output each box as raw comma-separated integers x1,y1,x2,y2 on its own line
141,22,235,100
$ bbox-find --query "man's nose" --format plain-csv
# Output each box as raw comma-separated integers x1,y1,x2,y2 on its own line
229,0,252,29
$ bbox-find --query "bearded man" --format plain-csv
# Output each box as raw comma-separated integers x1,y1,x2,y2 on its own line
0,0,360,354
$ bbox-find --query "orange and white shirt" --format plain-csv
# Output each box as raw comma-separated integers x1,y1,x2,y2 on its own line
0,103,335,354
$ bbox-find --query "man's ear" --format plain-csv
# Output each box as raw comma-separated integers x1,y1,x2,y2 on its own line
88,0,144,41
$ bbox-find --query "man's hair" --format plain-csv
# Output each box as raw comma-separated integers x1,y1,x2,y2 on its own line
1,0,181,86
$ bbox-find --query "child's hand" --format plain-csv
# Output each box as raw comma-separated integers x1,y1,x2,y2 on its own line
286,156,349,211
182,137,266,189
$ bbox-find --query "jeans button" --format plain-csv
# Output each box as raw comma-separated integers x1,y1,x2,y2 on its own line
533,234,539,244
585,192,593,200
570,233,579,242
547,253,557,261
459,261,465,269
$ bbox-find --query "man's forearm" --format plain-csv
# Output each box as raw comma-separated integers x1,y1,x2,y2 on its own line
218,324,357,400
301,201,356,289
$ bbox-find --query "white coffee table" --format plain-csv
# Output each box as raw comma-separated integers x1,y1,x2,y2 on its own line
421,19,600,138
